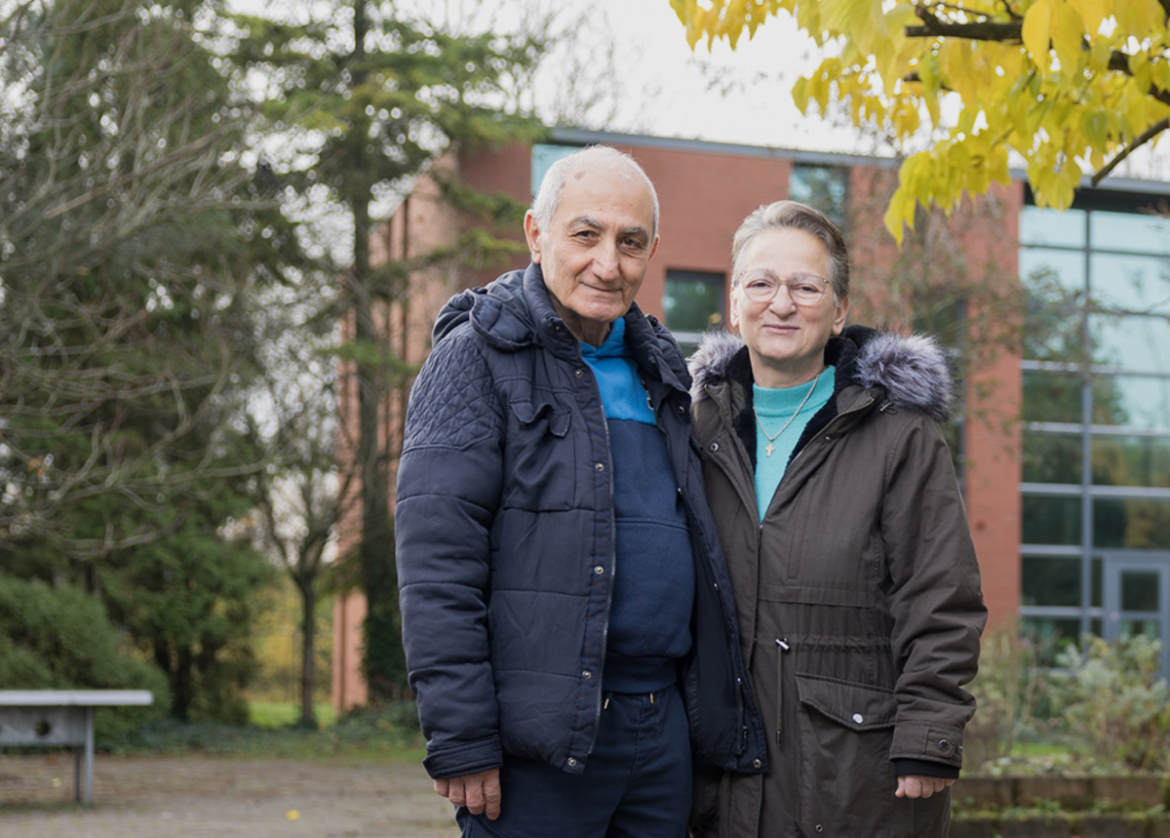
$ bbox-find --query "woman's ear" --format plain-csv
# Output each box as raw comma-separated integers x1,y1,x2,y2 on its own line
832,295,850,335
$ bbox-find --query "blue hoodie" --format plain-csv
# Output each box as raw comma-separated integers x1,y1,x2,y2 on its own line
580,317,695,692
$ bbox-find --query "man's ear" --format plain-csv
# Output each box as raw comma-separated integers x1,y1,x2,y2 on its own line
523,211,543,263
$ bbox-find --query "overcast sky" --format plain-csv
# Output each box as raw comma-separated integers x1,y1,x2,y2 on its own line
517,0,1170,180
401,0,866,154
529,1,862,153
249,0,1170,180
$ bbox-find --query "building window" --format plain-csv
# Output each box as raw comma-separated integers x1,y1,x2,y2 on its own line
1019,201,1170,675
531,144,582,197
789,164,848,230
664,270,725,357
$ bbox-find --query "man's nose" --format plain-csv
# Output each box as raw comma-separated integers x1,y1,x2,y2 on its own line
593,239,621,279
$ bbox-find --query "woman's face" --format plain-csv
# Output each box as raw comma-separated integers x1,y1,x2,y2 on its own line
730,227,849,389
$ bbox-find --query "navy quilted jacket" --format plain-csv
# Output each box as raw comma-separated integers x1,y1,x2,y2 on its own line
396,263,768,781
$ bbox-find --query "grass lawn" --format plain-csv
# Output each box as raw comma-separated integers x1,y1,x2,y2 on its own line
99,699,425,763
248,700,337,729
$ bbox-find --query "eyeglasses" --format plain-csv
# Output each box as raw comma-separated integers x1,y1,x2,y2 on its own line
737,271,831,305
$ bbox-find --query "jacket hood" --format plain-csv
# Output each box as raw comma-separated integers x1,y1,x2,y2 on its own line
689,326,955,422
433,267,539,351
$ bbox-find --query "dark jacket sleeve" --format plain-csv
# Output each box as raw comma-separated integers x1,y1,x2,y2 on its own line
882,415,987,769
395,334,506,780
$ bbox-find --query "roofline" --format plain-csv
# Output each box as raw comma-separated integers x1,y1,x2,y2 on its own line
550,127,899,170
549,126,1170,196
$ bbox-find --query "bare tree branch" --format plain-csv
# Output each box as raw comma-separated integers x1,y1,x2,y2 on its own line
1092,117,1170,185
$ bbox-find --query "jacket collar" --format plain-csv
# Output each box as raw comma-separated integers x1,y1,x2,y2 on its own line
689,326,956,467
689,326,955,422
433,262,692,397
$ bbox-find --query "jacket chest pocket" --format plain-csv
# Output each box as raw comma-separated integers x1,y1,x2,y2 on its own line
502,399,576,511
765,471,883,595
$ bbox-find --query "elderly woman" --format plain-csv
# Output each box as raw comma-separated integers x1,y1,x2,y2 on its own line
689,201,986,838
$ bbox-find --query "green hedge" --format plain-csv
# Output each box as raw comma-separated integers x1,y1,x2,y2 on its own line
0,572,170,740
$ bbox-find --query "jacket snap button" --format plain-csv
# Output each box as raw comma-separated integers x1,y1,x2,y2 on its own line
752,759,762,769
595,463,605,471
677,405,685,414
852,713,863,724
582,670,592,679
567,757,577,767
594,565,605,575
815,826,824,833
939,739,951,750
575,369,583,377
709,442,719,452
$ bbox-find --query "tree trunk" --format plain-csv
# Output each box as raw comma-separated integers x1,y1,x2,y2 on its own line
349,0,406,703
299,579,317,726
174,646,193,722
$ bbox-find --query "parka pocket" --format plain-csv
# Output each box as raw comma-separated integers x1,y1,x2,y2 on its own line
502,399,575,511
794,674,904,837
510,400,571,437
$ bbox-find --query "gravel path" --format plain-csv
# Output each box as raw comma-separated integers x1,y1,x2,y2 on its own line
0,753,460,837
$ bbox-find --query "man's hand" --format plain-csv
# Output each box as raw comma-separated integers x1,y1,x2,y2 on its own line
434,769,502,820
895,775,955,799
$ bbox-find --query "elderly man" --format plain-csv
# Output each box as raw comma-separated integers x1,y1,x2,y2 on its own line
395,145,766,837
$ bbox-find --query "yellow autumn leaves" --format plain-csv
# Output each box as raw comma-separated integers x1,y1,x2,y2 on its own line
671,0,1170,243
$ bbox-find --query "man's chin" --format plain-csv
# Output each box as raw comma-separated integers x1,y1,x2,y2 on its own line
578,301,629,325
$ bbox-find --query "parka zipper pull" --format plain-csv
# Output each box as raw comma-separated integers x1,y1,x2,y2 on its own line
775,638,790,745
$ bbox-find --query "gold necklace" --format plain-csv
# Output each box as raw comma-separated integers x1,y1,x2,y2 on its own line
753,370,822,458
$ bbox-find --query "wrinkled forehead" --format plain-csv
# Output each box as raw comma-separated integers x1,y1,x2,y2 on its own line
553,163,657,231
736,227,832,276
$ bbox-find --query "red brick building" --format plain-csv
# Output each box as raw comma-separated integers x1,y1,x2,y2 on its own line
334,129,1170,708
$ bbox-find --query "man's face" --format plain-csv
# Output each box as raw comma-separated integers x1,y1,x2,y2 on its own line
524,165,659,345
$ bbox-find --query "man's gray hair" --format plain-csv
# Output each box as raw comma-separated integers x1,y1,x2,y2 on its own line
531,145,660,237
731,200,850,300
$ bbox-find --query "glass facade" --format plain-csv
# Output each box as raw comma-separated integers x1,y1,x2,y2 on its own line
1019,202,1170,674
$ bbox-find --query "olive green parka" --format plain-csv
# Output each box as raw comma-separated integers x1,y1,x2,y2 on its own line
689,327,986,838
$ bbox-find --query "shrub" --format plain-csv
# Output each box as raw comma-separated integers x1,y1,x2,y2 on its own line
0,572,170,740
965,622,1055,768
1049,634,1170,772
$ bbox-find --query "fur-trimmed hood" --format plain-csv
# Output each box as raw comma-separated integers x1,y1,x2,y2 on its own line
689,325,955,422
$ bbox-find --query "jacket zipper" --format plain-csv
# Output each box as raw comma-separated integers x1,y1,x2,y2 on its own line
775,638,790,745
785,395,873,471
765,403,864,745
586,365,616,758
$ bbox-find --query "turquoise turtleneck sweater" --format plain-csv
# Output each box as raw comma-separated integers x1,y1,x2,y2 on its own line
753,365,835,520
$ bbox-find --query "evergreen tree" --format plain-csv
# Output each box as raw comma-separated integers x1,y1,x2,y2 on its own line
227,2,545,699
0,0,293,717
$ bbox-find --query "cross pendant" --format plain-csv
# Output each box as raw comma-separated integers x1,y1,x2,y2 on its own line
765,442,775,458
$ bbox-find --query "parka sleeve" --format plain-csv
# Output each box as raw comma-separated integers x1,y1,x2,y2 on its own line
395,334,506,780
880,416,987,770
